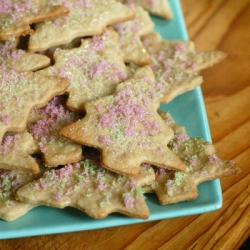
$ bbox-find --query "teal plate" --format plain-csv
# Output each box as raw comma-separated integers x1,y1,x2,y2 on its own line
0,0,222,239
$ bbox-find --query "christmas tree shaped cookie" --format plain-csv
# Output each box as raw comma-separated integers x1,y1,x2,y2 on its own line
17,148,155,219
28,0,135,52
60,66,186,176
146,111,241,204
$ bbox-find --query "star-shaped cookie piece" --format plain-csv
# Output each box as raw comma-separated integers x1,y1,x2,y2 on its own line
39,29,130,111
28,0,135,52
140,32,227,103
146,111,241,204
0,168,39,221
16,148,155,219
142,32,227,73
60,66,186,176
114,4,154,65
0,40,50,71
0,0,69,40
0,65,69,142
27,95,82,167
0,131,40,174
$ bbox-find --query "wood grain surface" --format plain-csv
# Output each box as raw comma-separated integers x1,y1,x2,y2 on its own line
1,0,249,249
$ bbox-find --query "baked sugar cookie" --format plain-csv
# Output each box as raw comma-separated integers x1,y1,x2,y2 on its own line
60,66,186,176
0,131,40,174
0,40,50,71
17,148,155,219
0,0,69,40
39,29,130,111
27,96,82,167
0,65,69,142
114,5,154,65
28,0,135,52
145,111,241,204
0,168,39,221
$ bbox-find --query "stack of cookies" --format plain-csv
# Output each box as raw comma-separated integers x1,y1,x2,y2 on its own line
0,0,240,221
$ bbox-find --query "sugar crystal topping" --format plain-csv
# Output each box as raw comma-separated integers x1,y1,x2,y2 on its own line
28,148,146,211
0,168,31,206
41,35,129,110
0,42,25,64
0,65,52,126
0,0,47,30
141,35,199,99
0,133,20,155
28,96,79,153
96,78,161,150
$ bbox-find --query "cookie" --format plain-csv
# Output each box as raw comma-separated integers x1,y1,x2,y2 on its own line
0,65,69,142
142,32,227,73
0,40,50,71
141,31,227,103
60,66,186,177
38,29,130,111
28,0,135,52
114,4,154,65
0,168,39,221
0,0,70,40
0,131,40,174
16,147,155,219
27,95,82,167
145,110,241,204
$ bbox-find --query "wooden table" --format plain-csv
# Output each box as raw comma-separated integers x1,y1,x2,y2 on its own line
1,0,249,249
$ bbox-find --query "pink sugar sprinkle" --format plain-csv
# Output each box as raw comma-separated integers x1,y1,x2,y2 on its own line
29,96,79,149
97,181,106,191
175,43,186,52
57,164,73,178
98,83,160,143
99,135,112,145
124,195,134,208
155,168,166,176
53,192,63,202
12,177,23,187
141,163,151,169
34,183,40,188
190,158,198,167
39,179,48,189
163,60,174,68
8,49,25,59
53,18,62,26
165,179,173,192
96,172,104,179
174,132,188,142
0,0,32,21
91,36,104,51
124,180,137,188
1,115,11,125
0,134,20,154
0,42,25,60
74,0,91,8
190,63,197,70
87,60,111,78
209,154,220,164
74,162,81,168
